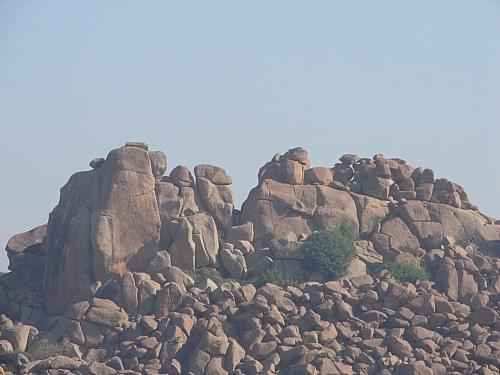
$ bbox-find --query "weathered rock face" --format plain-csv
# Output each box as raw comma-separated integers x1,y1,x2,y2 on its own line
43,144,162,314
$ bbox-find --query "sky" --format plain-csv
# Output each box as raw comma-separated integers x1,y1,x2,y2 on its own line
1,0,499,272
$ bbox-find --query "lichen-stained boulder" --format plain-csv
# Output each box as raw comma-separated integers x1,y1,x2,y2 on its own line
44,143,161,314
194,164,234,231
5,224,47,275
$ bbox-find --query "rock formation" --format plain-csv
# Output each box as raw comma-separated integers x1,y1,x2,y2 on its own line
0,143,499,375
43,143,162,314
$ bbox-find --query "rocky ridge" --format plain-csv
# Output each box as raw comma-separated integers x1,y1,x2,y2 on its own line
0,142,499,374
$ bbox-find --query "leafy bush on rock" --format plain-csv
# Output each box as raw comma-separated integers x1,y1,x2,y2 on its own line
302,228,356,280
189,267,231,286
27,338,73,360
252,268,300,288
386,261,430,283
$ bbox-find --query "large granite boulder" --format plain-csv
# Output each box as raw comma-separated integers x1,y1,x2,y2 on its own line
43,143,162,314
241,179,359,247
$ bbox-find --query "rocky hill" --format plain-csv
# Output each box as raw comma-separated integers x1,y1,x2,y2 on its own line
1,142,499,375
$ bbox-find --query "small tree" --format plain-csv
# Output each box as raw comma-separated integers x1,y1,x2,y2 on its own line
302,228,356,280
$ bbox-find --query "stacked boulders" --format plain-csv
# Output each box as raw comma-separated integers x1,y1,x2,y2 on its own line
43,142,162,314
241,147,500,281
335,153,473,210
155,162,234,271
1,248,498,374
1,143,500,375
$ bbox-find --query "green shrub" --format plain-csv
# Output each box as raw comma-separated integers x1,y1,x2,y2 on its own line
26,338,67,360
386,261,430,283
456,227,482,247
252,268,300,288
188,267,229,287
0,350,20,365
302,228,356,280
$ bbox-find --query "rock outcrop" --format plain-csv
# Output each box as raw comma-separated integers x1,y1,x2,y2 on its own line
1,143,499,375
40,143,235,314
43,143,162,314
241,149,500,278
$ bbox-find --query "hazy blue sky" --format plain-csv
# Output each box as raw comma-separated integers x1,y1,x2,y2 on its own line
1,0,499,271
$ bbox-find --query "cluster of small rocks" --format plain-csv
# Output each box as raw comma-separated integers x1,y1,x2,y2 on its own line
1,252,499,374
259,148,474,208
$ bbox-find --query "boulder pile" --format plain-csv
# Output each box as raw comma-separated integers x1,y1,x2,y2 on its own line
0,143,499,374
